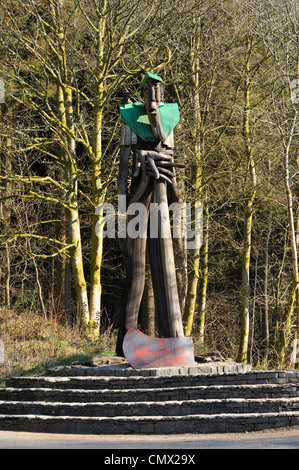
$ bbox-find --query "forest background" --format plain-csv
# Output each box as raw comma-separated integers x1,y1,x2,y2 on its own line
0,0,298,378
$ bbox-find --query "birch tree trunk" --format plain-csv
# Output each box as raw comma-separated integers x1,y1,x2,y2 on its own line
89,5,107,333
4,134,12,310
237,34,257,363
183,18,204,336
54,79,72,319
263,211,271,364
65,87,90,325
54,0,90,326
0,101,12,309
197,205,209,347
282,114,299,367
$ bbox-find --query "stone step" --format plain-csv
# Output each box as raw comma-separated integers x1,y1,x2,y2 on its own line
6,370,299,390
0,397,298,417
0,411,298,434
46,363,252,377
1,383,298,403
2,368,298,434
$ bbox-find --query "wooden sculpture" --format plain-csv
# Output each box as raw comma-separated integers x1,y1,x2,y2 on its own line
116,72,185,356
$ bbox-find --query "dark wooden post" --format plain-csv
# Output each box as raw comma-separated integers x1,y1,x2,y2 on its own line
154,179,184,337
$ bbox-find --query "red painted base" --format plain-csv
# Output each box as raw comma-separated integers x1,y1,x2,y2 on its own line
123,328,195,369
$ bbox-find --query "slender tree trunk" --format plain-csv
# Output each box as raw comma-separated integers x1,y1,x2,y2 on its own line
274,233,287,362
64,82,90,326
173,176,188,314
68,196,89,326
53,0,90,326
4,244,10,309
54,82,72,320
197,205,209,347
0,103,12,309
183,19,204,336
237,34,257,363
262,211,271,365
30,245,47,320
4,135,12,309
55,201,72,318
295,91,299,368
238,197,255,363
89,7,107,333
283,122,299,367
89,102,104,331
250,252,258,364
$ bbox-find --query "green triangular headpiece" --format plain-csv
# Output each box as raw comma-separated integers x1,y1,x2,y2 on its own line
141,71,164,87
119,102,180,142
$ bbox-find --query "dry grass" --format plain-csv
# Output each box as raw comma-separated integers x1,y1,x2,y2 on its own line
0,308,117,384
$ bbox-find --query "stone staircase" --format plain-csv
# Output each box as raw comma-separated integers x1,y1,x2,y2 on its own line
0,368,298,434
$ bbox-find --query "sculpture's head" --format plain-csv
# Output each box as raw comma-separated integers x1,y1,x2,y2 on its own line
141,71,167,142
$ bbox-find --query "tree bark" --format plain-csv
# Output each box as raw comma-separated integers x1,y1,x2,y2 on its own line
183,17,204,336
237,34,257,364
54,81,72,319
197,205,209,347
89,6,107,332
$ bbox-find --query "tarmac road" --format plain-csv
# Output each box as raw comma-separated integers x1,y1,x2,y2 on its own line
0,427,298,449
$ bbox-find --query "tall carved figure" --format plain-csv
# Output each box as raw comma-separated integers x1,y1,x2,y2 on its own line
116,72,184,355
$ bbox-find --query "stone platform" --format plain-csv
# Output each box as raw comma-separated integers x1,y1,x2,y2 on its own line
47,361,252,377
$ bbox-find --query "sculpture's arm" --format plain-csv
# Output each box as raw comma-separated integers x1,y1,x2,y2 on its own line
134,147,184,204
129,148,183,205
144,149,184,185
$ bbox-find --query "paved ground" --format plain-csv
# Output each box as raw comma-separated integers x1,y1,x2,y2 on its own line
0,427,298,449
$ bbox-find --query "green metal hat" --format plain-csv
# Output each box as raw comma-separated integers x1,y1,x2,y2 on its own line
141,71,164,87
